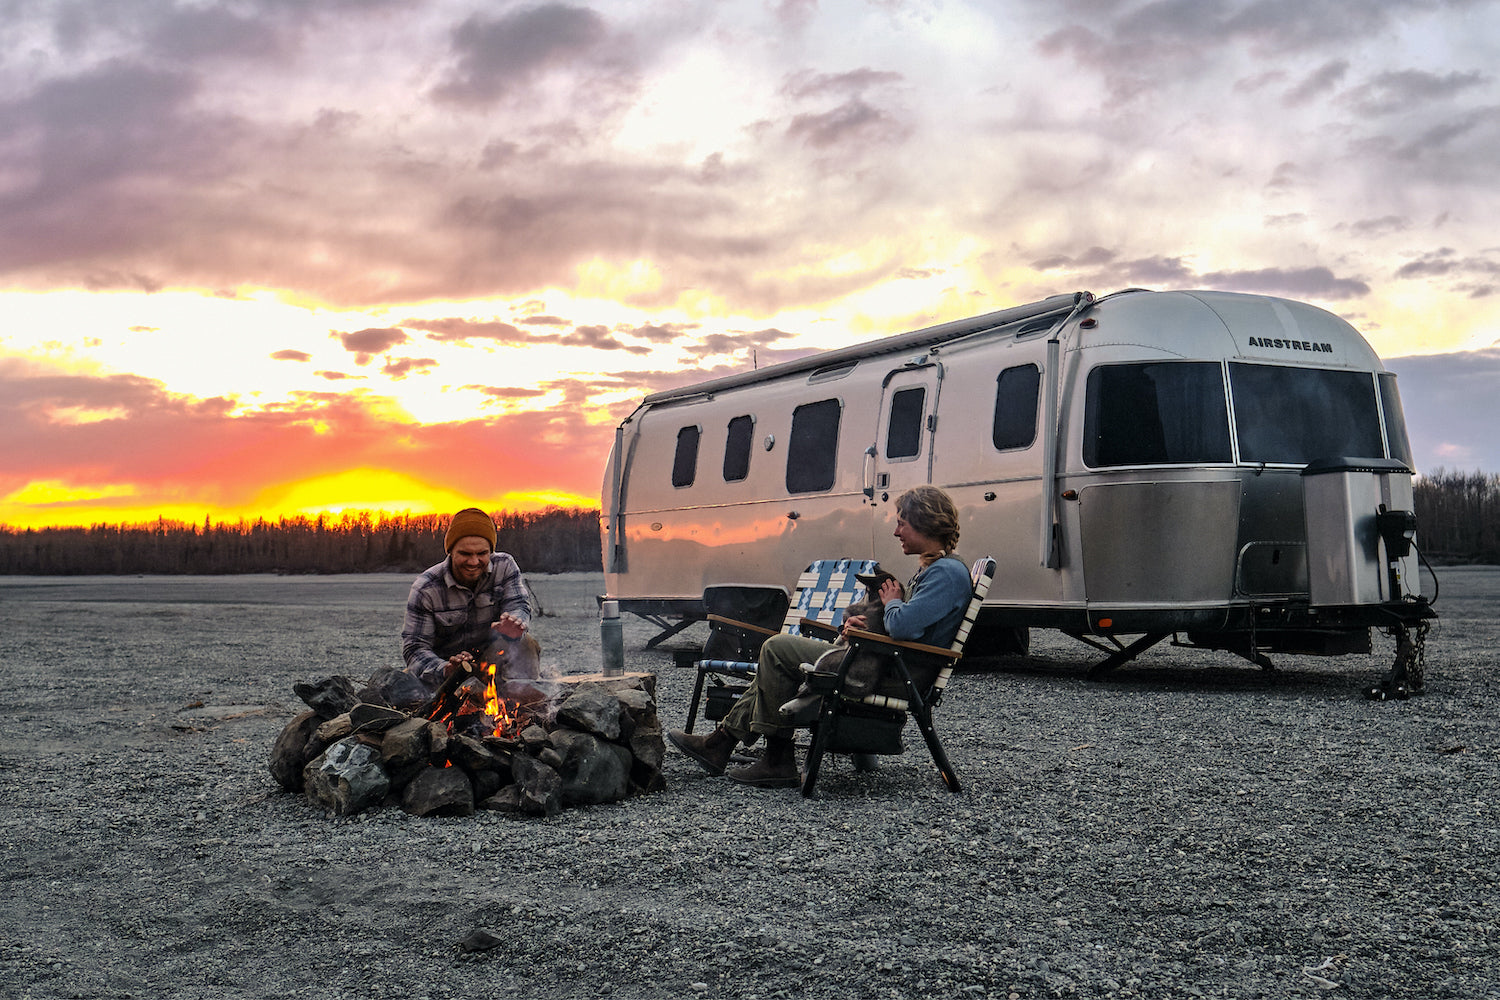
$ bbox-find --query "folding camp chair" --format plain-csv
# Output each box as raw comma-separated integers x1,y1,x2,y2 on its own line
682,559,877,733
795,556,996,797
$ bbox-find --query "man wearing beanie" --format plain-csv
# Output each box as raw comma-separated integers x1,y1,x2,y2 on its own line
401,507,534,689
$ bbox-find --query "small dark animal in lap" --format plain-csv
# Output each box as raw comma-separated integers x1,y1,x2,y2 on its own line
810,564,904,696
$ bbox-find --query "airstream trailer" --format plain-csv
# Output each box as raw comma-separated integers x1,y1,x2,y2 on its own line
601,288,1435,693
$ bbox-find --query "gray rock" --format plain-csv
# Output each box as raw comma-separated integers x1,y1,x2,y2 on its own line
267,710,322,791
293,675,361,719
471,768,507,801
359,666,430,712
380,717,432,770
447,733,509,775
400,765,474,817
550,729,632,805
348,702,408,732
511,752,562,817
303,737,390,815
476,785,522,812
555,684,623,741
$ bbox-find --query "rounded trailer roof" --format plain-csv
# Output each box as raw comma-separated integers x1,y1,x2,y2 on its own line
635,289,1389,413
1082,289,1387,371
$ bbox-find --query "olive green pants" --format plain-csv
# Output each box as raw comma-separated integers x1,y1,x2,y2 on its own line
721,632,835,742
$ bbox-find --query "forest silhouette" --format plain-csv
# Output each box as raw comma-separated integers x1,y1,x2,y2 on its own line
1,468,1497,575
0,508,601,575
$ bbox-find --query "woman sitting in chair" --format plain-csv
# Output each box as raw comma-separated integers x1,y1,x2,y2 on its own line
667,485,972,789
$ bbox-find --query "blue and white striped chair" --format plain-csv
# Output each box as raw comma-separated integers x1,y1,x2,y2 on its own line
682,559,878,733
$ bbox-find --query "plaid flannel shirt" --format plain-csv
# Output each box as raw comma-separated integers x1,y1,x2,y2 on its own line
401,552,531,686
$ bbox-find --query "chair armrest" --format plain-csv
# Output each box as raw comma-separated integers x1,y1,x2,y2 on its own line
706,614,778,639
796,617,840,641
840,627,961,661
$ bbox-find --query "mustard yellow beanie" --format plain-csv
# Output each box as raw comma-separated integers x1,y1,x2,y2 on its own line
444,508,497,553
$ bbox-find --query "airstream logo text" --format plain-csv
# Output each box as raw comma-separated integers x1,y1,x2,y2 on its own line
1247,336,1334,353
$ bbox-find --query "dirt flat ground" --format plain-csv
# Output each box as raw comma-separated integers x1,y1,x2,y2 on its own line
1,569,1497,999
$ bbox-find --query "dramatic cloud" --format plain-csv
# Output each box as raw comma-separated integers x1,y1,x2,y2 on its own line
333,327,409,365
409,319,525,344
431,5,614,106
381,357,438,379
1346,69,1489,117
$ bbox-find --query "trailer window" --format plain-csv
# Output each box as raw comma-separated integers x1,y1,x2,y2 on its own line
993,364,1040,451
786,398,841,493
723,415,754,482
1378,373,1415,469
885,387,925,460
671,425,700,487
1084,362,1231,467
1229,364,1384,464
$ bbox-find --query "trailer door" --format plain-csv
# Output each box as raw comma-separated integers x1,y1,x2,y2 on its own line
868,363,942,514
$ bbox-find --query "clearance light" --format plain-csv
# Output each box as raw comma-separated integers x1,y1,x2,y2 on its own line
1097,617,1113,629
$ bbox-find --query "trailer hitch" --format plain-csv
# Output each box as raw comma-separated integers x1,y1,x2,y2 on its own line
1365,620,1428,700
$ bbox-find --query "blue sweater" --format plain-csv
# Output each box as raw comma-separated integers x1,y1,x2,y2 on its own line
881,556,971,648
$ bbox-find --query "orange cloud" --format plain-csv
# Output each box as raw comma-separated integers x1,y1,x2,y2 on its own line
0,358,611,527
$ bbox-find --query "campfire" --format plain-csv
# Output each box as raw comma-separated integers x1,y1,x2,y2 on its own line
269,654,665,818
421,650,537,741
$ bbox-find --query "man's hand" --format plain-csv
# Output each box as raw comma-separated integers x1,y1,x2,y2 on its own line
493,613,528,640
444,650,476,680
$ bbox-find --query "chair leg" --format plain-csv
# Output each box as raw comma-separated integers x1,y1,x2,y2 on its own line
684,666,708,734
911,706,961,793
800,705,837,798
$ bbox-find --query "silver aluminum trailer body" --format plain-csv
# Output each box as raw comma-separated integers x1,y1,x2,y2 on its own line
600,289,1434,681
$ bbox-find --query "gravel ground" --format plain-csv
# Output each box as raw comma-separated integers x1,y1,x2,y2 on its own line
1,569,1497,1000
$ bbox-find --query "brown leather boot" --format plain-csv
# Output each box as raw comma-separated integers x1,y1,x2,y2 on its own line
666,726,737,775
727,736,800,789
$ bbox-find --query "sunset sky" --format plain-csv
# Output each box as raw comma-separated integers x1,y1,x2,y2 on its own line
3,0,1499,529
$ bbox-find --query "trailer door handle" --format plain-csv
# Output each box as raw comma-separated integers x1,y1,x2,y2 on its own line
862,444,876,499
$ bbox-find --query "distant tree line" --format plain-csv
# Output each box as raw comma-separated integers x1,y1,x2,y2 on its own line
1412,469,1500,565
1,470,1494,575
0,508,604,576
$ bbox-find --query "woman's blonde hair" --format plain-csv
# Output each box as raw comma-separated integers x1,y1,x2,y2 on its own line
895,485,960,553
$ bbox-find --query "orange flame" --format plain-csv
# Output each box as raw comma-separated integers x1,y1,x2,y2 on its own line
483,653,521,739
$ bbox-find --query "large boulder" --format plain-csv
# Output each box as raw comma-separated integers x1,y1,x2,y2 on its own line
268,710,322,791
304,738,390,815
359,666,431,712
510,752,563,817
293,675,361,719
550,729,632,806
554,685,622,741
400,766,474,817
